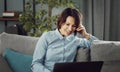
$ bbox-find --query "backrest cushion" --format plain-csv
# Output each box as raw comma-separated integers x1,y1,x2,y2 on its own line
91,40,120,61
75,47,90,62
91,40,120,72
0,32,39,55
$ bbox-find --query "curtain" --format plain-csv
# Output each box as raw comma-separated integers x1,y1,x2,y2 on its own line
81,0,120,41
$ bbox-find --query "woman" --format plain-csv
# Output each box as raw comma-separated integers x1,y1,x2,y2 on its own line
31,7,98,72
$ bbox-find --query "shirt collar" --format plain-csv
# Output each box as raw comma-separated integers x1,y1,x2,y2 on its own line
55,29,64,39
55,29,75,41
66,33,74,41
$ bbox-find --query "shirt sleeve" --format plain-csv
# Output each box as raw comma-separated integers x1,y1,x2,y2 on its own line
31,32,51,72
78,35,98,48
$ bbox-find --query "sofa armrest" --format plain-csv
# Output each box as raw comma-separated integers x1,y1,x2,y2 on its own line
0,55,12,72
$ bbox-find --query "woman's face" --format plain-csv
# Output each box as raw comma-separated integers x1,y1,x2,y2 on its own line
59,16,77,37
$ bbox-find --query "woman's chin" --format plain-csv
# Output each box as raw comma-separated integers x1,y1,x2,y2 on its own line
65,33,71,36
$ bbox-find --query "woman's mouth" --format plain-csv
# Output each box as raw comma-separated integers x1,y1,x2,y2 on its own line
66,31,72,35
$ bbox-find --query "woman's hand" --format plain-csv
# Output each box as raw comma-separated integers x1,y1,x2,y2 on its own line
76,24,91,39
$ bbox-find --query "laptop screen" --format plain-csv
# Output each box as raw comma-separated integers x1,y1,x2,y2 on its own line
53,61,103,72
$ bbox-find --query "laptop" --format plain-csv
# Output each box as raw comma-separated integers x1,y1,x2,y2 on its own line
53,61,103,72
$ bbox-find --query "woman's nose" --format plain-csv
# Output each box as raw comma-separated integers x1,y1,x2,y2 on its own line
68,26,72,31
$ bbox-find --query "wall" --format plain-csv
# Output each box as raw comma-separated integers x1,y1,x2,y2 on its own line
0,0,5,33
0,0,23,33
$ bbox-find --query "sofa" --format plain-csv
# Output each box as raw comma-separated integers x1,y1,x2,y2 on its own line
0,32,120,72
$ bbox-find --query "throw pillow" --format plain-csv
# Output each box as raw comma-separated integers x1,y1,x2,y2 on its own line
4,48,32,72
0,55,12,72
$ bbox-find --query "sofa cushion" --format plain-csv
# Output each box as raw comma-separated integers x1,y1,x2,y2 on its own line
4,48,32,72
0,55,12,72
0,32,39,55
75,47,90,62
101,61,120,72
91,40,120,61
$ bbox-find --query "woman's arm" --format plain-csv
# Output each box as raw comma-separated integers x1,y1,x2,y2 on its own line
76,24,98,48
77,35,98,48
31,32,51,72
76,24,91,39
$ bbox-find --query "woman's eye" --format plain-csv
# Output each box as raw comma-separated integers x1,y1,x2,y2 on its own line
72,25,77,27
66,23,70,26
